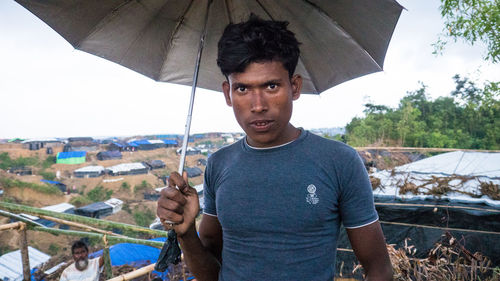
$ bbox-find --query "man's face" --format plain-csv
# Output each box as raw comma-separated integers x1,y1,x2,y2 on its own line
72,247,89,271
222,61,302,147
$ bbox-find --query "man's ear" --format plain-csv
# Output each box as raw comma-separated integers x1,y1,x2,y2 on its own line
291,74,302,101
222,81,232,106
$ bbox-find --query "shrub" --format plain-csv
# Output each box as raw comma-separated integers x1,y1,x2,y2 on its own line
86,186,113,202
48,243,60,255
0,178,61,195
69,195,92,207
39,171,56,181
0,153,38,170
132,207,156,227
120,182,131,192
41,156,56,169
134,180,151,194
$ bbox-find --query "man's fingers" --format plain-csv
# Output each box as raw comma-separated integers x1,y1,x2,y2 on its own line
157,207,184,224
159,186,187,205
169,171,190,194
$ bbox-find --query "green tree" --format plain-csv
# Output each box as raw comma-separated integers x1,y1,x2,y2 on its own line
435,0,500,63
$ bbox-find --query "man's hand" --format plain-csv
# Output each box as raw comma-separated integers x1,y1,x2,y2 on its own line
157,171,200,236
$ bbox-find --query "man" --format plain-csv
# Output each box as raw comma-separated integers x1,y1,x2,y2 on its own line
157,15,393,281
60,240,103,281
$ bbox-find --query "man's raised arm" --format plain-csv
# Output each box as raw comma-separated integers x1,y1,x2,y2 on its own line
156,172,221,281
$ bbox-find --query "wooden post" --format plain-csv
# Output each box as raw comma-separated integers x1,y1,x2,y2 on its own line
18,222,30,281
106,263,156,281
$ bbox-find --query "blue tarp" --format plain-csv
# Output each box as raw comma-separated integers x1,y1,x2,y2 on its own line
112,142,124,147
40,179,64,185
131,139,150,145
162,140,178,145
57,151,86,159
90,242,161,266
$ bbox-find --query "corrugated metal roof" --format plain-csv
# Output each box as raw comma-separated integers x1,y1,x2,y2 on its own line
0,246,51,280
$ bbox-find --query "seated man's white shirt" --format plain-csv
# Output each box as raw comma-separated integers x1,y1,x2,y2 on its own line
59,258,101,281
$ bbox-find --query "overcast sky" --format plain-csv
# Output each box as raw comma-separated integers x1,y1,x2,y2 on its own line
0,1,498,139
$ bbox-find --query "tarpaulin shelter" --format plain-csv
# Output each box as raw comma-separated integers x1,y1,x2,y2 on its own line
162,139,178,147
74,165,105,178
104,198,123,214
20,203,75,228
334,151,500,277
106,163,149,176
56,151,86,164
96,150,122,161
75,202,113,218
143,160,166,170
0,246,50,281
185,167,202,178
40,179,67,193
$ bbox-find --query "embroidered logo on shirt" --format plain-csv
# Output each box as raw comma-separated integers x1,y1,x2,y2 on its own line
306,184,319,205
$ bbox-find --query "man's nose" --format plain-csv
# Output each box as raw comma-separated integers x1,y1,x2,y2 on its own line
250,91,268,113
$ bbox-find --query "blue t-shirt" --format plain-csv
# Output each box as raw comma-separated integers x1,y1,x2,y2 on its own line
203,129,378,281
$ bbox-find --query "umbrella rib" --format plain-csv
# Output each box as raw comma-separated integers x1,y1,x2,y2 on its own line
223,0,233,24
253,0,276,21
158,0,196,80
301,0,382,70
254,0,320,94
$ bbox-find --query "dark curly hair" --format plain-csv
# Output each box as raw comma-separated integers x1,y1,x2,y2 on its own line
217,14,300,78
71,240,88,254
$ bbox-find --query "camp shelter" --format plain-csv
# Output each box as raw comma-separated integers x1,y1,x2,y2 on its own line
108,142,136,151
128,139,163,150
185,166,202,178
105,163,148,176
74,165,105,178
20,203,75,228
75,202,113,218
162,139,178,147
0,246,51,281
56,151,86,164
104,198,123,214
96,150,122,161
143,159,166,170
176,146,200,156
197,158,207,166
7,166,32,176
40,179,67,192
364,152,500,266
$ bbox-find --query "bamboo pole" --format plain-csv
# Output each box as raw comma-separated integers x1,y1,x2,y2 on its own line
0,202,167,237
0,209,46,228
38,214,127,238
0,221,24,231
107,263,156,281
18,222,30,281
33,227,165,248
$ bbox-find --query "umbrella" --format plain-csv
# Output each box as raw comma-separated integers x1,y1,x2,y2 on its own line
14,0,403,174
14,0,403,272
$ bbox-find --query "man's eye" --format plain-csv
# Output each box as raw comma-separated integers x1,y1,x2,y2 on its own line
237,86,246,92
268,84,277,90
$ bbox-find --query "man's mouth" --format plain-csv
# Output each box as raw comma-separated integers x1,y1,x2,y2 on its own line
250,120,273,131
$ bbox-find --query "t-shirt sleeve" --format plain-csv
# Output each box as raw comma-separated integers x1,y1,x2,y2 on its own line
338,149,378,228
203,159,217,216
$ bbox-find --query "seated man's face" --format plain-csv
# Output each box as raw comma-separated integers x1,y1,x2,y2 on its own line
222,61,302,148
72,247,89,271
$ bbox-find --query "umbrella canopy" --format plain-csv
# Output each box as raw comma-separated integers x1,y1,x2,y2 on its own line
14,0,403,94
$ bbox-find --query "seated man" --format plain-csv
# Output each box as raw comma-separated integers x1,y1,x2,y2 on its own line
60,240,103,281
